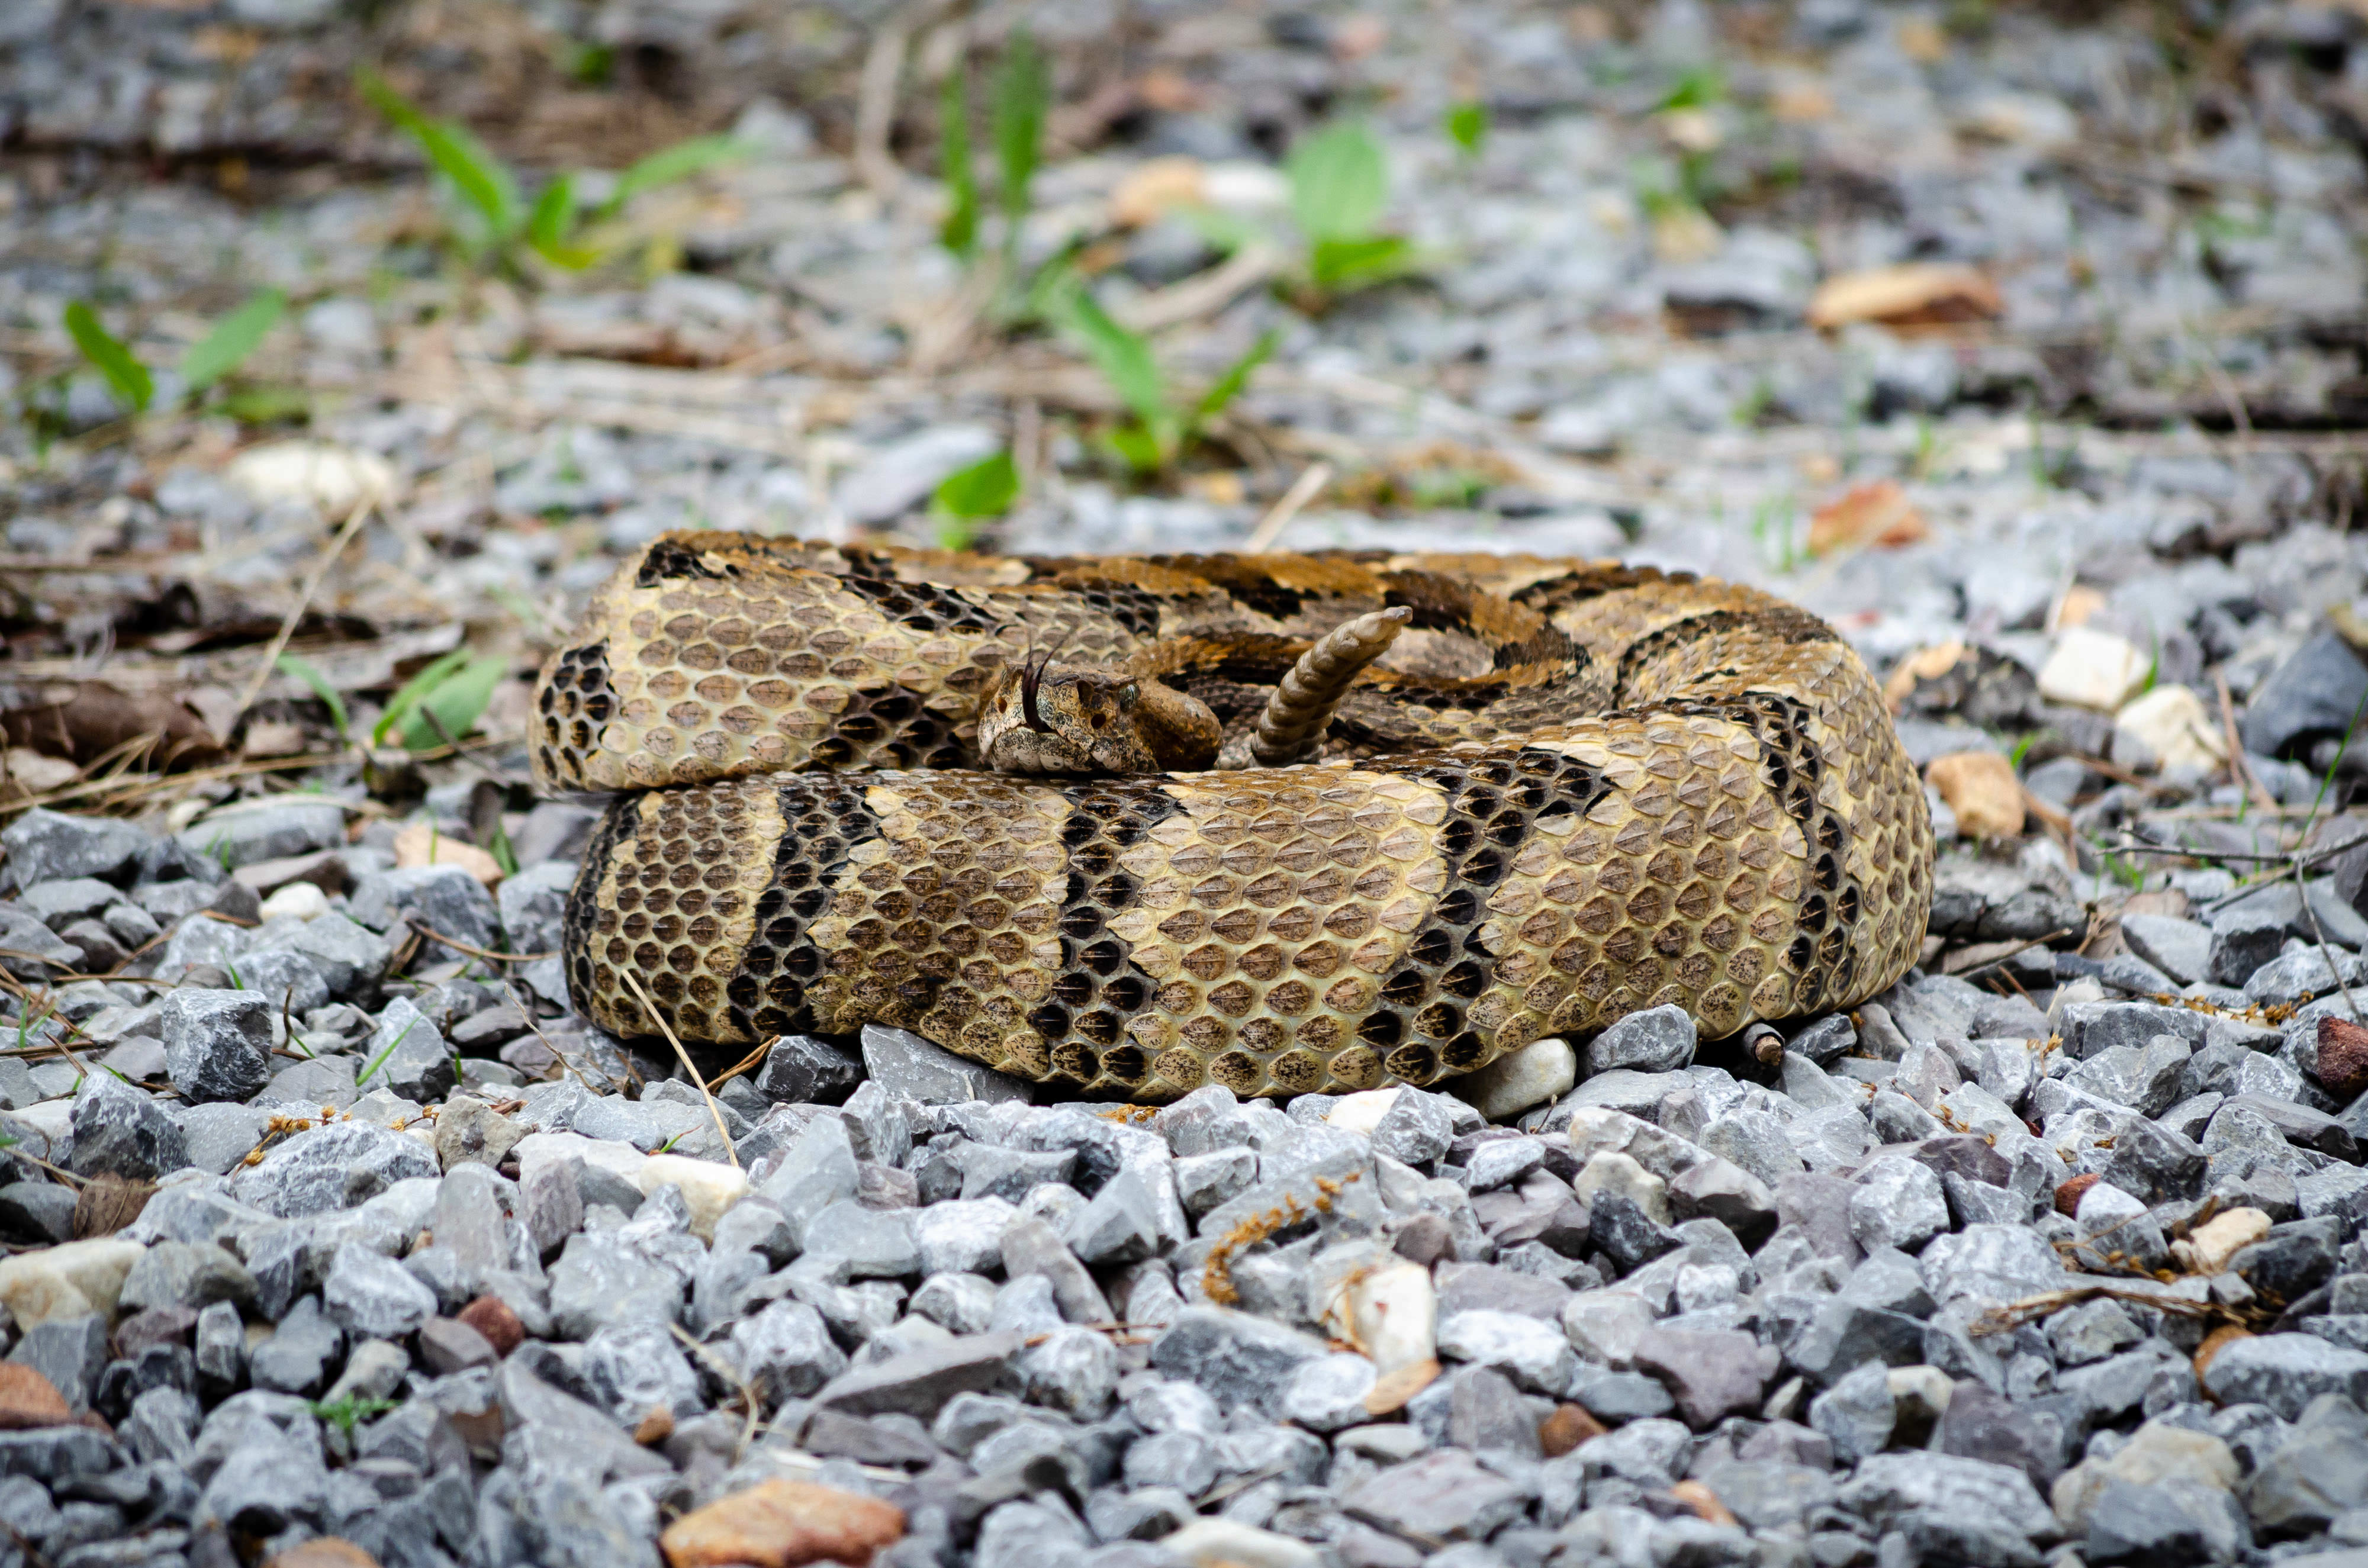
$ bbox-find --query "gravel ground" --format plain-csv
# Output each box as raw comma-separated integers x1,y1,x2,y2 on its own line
7,0,2368,1565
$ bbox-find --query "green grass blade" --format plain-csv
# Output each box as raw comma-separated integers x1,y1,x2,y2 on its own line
63,302,153,414
355,1016,417,1089
1445,102,1489,156
940,67,979,259
1104,423,1169,475
354,68,429,133
526,175,600,268
932,450,1020,521
1286,121,1389,242
372,648,473,747
1189,329,1280,431
992,30,1047,225
417,118,522,239
603,135,748,216
181,289,287,394
397,652,507,752
1309,233,1415,292
1051,284,1166,430
276,652,350,742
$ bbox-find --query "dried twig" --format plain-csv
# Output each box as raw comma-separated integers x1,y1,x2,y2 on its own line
1243,462,1333,554
403,917,556,965
2215,673,2277,813
618,967,739,1170
2293,860,2363,1024
231,497,375,725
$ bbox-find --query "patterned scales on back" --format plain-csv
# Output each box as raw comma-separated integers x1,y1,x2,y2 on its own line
542,534,1933,1100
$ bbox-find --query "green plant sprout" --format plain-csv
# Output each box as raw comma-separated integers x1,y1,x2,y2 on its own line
931,449,1021,550
993,30,1048,279
63,289,289,418
358,70,744,276
372,649,506,752
1444,102,1489,159
1284,120,1424,301
276,653,352,743
308,1394,401,1438
1042,273,1278,475
355,1016,419,1090
940,65,979,260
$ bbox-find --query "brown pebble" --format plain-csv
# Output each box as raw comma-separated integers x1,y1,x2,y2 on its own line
1389,1213,1452,1268
1538,1402,1607,1457
661,1479,905,1568
457,1295,523,1357
2054,1173,2100,1216
2194,1323,2253,1381
1669,1480,1739,1527
2319,1016,2368,1100
1361,1357,1440,1417
635,1405,676,1445
0,1364,71,1429
264,1541,380,1568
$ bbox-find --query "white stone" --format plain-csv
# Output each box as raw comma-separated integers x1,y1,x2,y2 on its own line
0,1238,145,1327
1325,1088,1404,1136
226,440,398,514
2036,627,2151,711
258,881,330,922
635,1152,748,1241
1571,1150,1672,1224
1321,1260,1435,1374
1161,1519,1321,1568
1559,1288,1657,1370
2051,1418,2240,1532
2171,1208,2271,1275
1450,1037,1578,1122
2112,684,2228,775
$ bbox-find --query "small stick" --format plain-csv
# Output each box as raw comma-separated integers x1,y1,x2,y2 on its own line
231,497,375,725
1243,462,1333,554
618,967,739,1170
2293,859,2363,1024
403,917,556,964
2216,673,2277,813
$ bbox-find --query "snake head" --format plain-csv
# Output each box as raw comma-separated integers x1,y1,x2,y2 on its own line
980,656,1217,775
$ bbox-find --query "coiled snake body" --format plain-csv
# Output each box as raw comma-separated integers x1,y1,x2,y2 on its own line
537,533,1932,1101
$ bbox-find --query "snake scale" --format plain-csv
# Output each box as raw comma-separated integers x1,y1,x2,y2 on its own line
534,533,1933,1101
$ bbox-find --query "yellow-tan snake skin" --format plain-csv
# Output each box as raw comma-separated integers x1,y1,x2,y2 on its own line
536,533,1934,1101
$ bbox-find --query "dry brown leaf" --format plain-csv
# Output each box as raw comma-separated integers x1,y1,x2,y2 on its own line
1111,157,1208,228
1807,263,2002,331
1,682,230,771
394,823,506,887
1928,749,2025,839
2193,1323,2251,1381
1883,640,1970,708
661,1480,905,1568
1361,1357,1440,1416
1809,479,1929,557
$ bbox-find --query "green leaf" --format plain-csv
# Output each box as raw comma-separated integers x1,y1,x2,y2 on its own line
600,135,748,217
397,653,507,752
354,68,429,133
355,1015,417,1089
372,649,472,747
1051,284,1166,430
276,652,350,742
417,118,522,240
1656,65,1725,112
1286,121,1389,243
219,385,312,425
63,302,153,414
1445,101,1489,156
939,67,979,259
1189,328,1279,431
992,30,1048,224
1309,233,1417,292
932,450,1020,520
181,289,287,394
486,817,520,878
1104,423,1169,476
526,176,600,269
